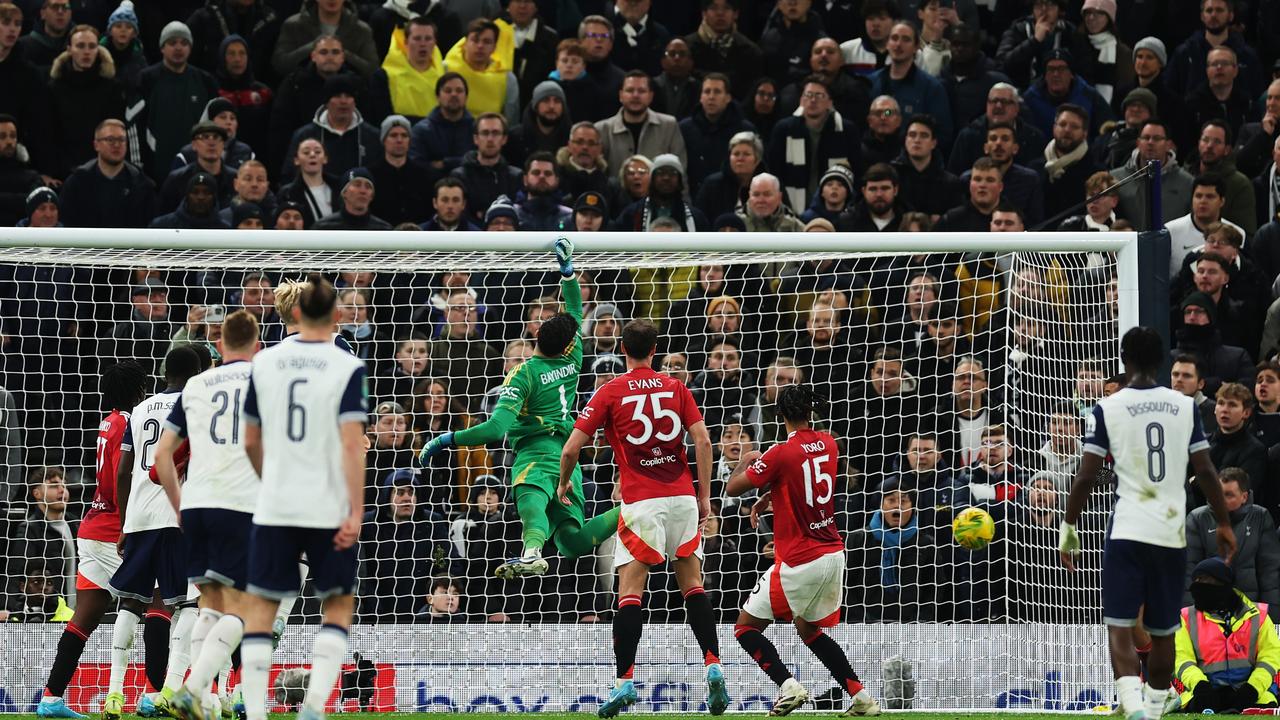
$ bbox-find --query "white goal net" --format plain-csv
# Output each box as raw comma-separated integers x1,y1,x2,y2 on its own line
0,230,1134,712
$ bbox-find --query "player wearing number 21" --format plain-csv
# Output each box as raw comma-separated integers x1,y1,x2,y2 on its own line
1060,327,1237,720
237,275,368,720
558,319,731,718
725,385,881,718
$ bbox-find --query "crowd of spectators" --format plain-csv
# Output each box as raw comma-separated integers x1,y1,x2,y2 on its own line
0,0,1280,626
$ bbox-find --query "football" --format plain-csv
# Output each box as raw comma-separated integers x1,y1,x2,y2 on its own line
952,506,996,551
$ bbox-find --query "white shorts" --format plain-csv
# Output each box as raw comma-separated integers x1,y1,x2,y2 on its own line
76,537,123,591
743,550,844,627
615,495,703,566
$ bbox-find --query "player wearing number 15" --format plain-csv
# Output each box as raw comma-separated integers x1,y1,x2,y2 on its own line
1059,327,1238,720
238,275,368,720
725,385,880,718
418,239,621,579
558,319,730,718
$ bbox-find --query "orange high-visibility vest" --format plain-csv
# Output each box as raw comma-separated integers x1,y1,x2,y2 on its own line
1180,602,1270,686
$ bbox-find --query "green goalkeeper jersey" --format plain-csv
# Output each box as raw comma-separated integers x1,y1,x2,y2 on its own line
453,275,583,455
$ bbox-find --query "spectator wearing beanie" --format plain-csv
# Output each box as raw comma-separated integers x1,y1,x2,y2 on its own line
172,97,256,174
148,171,231,229
616,153,707,232
1110,37,1180,122
230,200,264,228
505,80,572,166
314,166,392,230
1067,0,1132,105
712,211,746,231
803,164,855,224
1021,49,1113,140
17,186,60,227
367,16,446,124
1092,87,1156,171
281,72,380,181
159,121,237,213
100,1,145,92
48,24,126,177
211,35,274,157
185,0,280,82
133,21,219,182
483,194,519,230
368,114,435,226
273,0,378,79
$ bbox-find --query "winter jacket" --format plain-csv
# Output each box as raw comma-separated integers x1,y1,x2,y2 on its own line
892,150,965,218
100,36,145,92
505,107,571,169
1112,150,1195,231
269,63,361,172
409,106,475,169
595,109,688,182
159,162,237,214
48,47,126,177
0,153,42,227
128,62,220,181
449,150,522,224
171,139,255,175
16,25,66,73
579,59,624,122
758,8,826,85
736,202,805,233
186,0,281,82
1042,149,1101,222
942,58,1012,130
845,521,947,623
213,35,274,156
766,110,859,214
1184,504,1280,620
1168,29,1266,101
281,107,380,180
996,15,1075,89
870,64,954,148
1022,75,1114,140
1182,82,1256,157
694,167,757,225
312,207,393,230
58,158,157,229
651,72,699,120
510,19,558,111
276,172,342,227
1209,428,1269,498
273,0,378,78
1236,122,1278,180
616,195,708,232
367,155,436,226
682,29,764,104
147,195,230,229
678,102,755,194
1171,326,1256,397
608,8,671,76
358,506,454,623
555,147,609,201
0,44,56,175
514,194,573,232
1195,156,1260,236
948,115,1047,176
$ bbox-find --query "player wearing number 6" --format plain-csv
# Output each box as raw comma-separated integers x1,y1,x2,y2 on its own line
236,275,368,720
1060,327,1237,720
558,319,730,718
418,238,621,579
725,385,880,717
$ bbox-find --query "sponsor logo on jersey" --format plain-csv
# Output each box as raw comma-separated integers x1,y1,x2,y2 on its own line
497,385,522,400
750,458,768,474
580,405,594,420
640,454,678,467
539,365,576,385
808,516,835,531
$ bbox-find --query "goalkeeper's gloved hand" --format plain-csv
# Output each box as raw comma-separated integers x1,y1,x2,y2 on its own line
1058,521,1081,569
1184,681,1213,713
1229,683,1258,710
418,432,455,465
554,237,574,276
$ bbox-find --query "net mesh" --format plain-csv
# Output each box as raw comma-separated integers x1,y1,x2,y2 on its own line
0,241,1123,710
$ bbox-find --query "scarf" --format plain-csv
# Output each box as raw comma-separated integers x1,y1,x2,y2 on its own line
1269,163,1279,223
512,18,537,48
618,7,647,48
1043,138,1089,182
1087,31,1117,65
697,20,735,58
869,510,919,589
639,195,696,231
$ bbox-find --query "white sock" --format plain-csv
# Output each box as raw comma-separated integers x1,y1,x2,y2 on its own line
187,614,243,693
240,635,273,720
187,608,222,691
1143,683,1169,720
521,544,542,559
302,624,349,713
109,609,141,696
217,659,232,699
275,595,297,626
1116,676,1144,718
163,607,197,691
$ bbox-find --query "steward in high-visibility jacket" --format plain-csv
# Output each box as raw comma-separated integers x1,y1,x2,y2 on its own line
1174,558,1280,713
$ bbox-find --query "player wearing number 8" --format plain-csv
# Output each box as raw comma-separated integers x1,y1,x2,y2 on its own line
558,319,730,718
1059,327,1238,720
418,239,622,579
725,385,880,718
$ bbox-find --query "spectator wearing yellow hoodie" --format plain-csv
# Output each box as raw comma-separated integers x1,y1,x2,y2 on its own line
443,18,519,128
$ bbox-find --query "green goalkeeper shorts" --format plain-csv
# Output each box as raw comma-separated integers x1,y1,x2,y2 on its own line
512,451,585,530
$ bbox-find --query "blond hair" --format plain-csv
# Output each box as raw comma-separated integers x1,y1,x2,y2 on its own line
274,278,309,322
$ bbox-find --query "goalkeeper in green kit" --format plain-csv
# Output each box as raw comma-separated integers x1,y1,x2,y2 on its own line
419,238,621,578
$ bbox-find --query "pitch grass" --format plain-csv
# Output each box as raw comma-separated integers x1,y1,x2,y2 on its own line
2,707,1090,712
0,714,1092,720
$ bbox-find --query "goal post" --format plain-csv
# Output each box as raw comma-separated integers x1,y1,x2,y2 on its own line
0,227,1138,712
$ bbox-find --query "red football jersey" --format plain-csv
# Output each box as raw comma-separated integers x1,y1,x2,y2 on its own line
575,367,704,503
80,410,127,542
746,428,844,565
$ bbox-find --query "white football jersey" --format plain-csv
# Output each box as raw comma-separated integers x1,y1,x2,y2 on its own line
164,361,259,513
1084,385,1208,548
282,331,354,354
122,390,181,533
244,339,367,528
